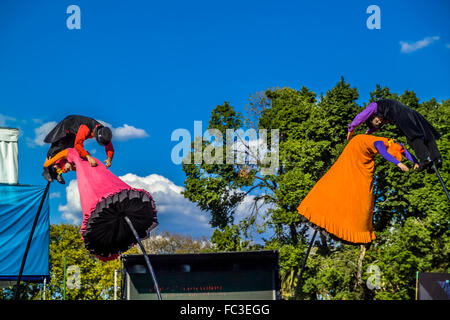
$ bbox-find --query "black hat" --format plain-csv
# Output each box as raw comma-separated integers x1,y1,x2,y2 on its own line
95,126,112,146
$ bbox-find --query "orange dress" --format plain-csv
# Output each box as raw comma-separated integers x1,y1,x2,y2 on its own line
297,134,391,244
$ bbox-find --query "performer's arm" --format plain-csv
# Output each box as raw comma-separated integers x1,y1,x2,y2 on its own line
348,102,378,134
401,143,419,165
105,141,114,160
103,141,114,167
374,141,400,165
74,124,91,158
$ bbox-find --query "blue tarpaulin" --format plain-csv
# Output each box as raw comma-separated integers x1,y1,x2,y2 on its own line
0,183,49,282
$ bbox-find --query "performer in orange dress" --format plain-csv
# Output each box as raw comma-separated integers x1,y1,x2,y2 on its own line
297,134,418,245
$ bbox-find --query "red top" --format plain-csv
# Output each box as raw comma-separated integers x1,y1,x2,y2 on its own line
74,124,114,159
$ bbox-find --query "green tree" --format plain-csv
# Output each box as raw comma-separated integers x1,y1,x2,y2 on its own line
137,231,214,254
1,224,122,300
47,224,121,300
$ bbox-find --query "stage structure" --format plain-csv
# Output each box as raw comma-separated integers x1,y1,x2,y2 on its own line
121,250,280,300
0,127,50,290
0,127,19,184
417,272,450,300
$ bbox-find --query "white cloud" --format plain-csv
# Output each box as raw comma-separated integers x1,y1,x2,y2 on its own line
120,173,211,235
235,194,260,221
58,173,213,237
58,179,82,224
0,113,16,127
112,124,149,141
28,121,57,147
234,192,274,239
97,120,149,141
49,192,61,199
400,36,440,53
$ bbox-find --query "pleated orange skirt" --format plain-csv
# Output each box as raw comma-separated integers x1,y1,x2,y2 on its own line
297,135,390,244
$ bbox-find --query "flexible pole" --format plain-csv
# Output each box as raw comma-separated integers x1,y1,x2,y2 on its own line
114,269,118,300
432,163,450,202
124,216,162,300
43,277,47,300
63,256,67,300
294,228,318,300
415,271,419,300
14,181,50,300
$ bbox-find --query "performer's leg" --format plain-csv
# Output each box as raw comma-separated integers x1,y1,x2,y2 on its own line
44,135,75,183
413,138,450,200
42,160,65,184
44,142,66,182
407,137,432,171
425,139,442,168
46,134,76,159
42,167,55,183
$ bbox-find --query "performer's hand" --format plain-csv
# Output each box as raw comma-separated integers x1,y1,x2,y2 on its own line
86,155,97,167
104,158,112,168
397,162,409,172
346,131,353,141
413,163,419,171
64,162,76,172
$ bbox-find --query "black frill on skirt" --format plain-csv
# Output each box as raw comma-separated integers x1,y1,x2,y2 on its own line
82,189,158,259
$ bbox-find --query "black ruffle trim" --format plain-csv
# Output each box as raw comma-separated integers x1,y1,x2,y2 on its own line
82,188,158,259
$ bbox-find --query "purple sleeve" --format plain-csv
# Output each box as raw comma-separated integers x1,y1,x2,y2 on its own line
348,102,378,132
374,141,400,165
401,143,418,164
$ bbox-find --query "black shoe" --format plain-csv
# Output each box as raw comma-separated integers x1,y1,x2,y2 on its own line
427,158,443,174
435,158,443,169
417,157,433,172
56,174,65,185
42,167,54,183
427,164,436,174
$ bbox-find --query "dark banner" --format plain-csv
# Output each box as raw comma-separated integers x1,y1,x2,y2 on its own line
418,272,450,300
121,251,280,300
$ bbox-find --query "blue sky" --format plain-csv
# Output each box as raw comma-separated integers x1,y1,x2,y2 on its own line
0,0,449,239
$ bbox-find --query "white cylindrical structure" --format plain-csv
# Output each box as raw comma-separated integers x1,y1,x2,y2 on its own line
114,269,118,300
0,127,19,184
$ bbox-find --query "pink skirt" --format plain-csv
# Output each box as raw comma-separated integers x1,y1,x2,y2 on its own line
67,148,158,261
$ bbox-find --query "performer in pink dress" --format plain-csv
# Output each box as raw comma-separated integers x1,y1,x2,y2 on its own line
65,148,158,261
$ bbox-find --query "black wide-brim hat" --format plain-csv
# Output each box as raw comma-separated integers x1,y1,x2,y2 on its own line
95,126,113,146
82,189,158,259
